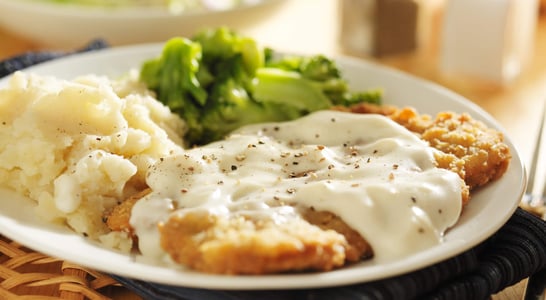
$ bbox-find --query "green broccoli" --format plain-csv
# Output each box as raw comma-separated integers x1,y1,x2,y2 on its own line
263,53,382,106
252,68,332,111
139,27,382,146
140,37,207,138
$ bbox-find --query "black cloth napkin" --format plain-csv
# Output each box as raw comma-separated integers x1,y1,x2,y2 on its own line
2,45,545,300
0,39,109,78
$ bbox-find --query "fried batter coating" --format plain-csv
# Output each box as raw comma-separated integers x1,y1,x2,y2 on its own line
343,103,512,193
159,211,353,274
105,104,511,274
302,209,373,262
107,194,374,274
107,197,373,274
105,188,151,237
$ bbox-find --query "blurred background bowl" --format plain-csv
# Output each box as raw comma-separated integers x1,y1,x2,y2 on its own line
0,0,287,48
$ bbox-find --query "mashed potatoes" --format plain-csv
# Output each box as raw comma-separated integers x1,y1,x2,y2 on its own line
0,71,185,250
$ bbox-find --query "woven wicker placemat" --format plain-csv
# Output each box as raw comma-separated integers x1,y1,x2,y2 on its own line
0,235,139,299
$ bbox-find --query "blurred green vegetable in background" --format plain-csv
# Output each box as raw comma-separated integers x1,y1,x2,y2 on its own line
140,27,382,146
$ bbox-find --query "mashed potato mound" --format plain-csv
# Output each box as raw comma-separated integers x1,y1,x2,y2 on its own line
0,71,185,247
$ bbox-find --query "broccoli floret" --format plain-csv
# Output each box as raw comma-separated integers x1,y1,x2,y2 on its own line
140,28,383,146
339,89,383,106
252,68,332,112
266,54,341,81
264,53,382,106
199,81,302,143
189,27,277,144
140,37,207,136
193,27,263,79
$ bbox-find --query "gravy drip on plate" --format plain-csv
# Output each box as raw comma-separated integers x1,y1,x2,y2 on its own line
131,111,463,264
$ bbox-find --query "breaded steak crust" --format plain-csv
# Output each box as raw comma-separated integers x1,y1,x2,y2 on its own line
106,105,511,274
343,103,511,194
159,211,352,274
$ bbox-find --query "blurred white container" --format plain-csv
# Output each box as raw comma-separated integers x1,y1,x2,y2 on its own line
0,0,287,48
440,0,539,83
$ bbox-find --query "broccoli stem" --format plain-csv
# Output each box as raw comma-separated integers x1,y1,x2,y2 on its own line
253,68,332,112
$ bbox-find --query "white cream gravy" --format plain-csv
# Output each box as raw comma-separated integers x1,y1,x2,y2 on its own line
130,110,463,264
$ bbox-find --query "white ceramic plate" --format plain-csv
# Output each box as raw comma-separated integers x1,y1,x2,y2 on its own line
0,0,286,48
0,44,526,290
